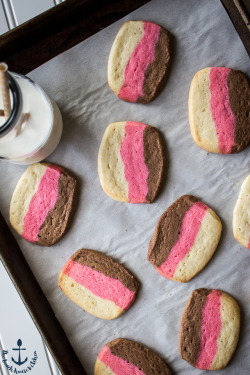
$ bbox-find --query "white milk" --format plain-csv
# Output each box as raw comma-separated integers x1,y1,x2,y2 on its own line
0,73,63,164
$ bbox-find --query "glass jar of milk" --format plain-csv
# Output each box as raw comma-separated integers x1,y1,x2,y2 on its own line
0,72,63,164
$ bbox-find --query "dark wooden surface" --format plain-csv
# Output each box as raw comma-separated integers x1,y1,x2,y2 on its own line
220,0,250,57
0,0,151,74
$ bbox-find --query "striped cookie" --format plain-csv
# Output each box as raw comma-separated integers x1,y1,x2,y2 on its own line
108,21,171,103
10,163,77,246
147,195,222,282
189,67,250,153
58,249,139,320
179,288,240,370
233,174,250,249
98,121,165,203
95,338,172,375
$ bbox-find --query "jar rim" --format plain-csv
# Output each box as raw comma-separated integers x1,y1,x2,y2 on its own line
0,73,20,136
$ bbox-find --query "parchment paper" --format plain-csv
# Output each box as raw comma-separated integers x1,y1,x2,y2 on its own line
0,0,249,374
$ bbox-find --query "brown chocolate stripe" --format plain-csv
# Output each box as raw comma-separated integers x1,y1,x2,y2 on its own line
227,69,250,153
147,195,199,267
107,338,172,375
137,27,171,104
37,168,78,246
72,249,139,292
179,288,211,366
143,126,165,203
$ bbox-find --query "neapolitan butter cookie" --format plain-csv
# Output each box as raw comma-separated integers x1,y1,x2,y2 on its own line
95,338,173,375
58,249,139,320
10,163,77,246
108,21,171,103
179,288,240,370
147,195,222,282
98,121,165,203
233,174,250,248
189,67,250,153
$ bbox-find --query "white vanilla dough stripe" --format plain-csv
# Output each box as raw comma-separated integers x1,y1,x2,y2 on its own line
9,163,48,234
95,359,117,375
189,68,220,153
98,122,129,202
210,293,240,370
59,273,124,320
233,175,250,248
108,21,144,94
173,209,222,282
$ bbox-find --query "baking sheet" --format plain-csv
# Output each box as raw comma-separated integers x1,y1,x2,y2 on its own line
0,0,249,373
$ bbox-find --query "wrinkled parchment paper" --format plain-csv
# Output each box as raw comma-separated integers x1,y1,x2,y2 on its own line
0,0,249,373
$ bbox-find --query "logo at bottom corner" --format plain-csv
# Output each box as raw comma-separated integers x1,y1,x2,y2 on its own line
1,339,38,373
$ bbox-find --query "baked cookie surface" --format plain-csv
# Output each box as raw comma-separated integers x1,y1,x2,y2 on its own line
108,20,171,103
9,162,77,246
179,288,240,370
147,195,222,282
233,174,250,248
58,249,139,320
95,338,172,375
98,121,165,203
189,67,250,153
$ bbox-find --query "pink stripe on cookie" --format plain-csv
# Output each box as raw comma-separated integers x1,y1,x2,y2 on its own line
157,201,208,278
22,165,61,242
120,122,149,203
98,346,146,375
209,67,236,153
196,290,222,369
118,22,161,102
62,259,135,310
